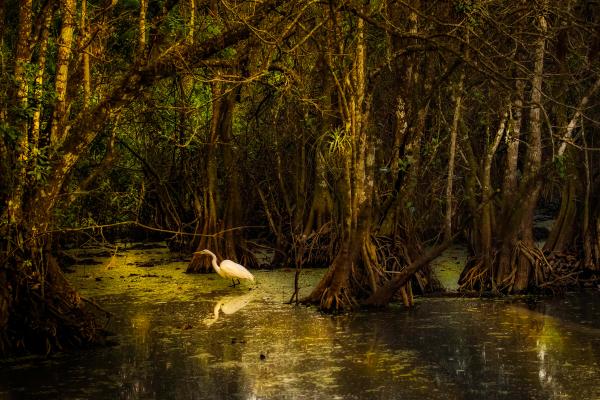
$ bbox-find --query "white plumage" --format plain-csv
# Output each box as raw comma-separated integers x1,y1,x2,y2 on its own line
195,249,254,287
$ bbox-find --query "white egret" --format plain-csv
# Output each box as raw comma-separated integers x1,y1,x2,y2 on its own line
194,249,254,287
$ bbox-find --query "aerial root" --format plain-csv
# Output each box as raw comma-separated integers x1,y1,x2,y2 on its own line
459,243,596,294
375,235,439,298
293,222,336,267
319,285,356,312
458,257,491,292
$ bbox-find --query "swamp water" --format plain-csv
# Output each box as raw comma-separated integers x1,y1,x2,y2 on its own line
1,245,599,400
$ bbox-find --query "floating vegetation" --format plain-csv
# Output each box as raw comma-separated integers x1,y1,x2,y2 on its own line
0,247,599,399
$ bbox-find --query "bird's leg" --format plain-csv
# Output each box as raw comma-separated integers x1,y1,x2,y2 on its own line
230,279,237,288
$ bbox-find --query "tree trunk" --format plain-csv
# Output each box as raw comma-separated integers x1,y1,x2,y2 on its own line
303,151,333,236
31,3,55,147
511,10,547,292
583,173,600,270
7,0,33,229
50,0,75,146
221,85,256,267
137,0,148,58
304,12,380,312
80,0,91,109
188,83,224,272
188,82,256,272
444,71,464,240
543,170,577,253
462,8,548,294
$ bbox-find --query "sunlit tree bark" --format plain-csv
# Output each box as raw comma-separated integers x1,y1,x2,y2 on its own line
50,0,75,146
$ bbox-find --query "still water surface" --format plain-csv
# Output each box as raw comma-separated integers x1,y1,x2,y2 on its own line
1,246,599,399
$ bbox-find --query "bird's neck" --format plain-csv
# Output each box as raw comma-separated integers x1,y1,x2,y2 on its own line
210,253,220,272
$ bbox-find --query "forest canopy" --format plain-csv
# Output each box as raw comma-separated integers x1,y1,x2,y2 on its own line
1,0,599,355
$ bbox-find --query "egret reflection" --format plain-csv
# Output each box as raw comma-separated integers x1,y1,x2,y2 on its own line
204,291,257,326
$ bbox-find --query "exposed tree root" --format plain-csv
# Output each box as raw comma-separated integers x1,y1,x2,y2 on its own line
304,232,446,311
302,232,377,312
0,256,110,357
375,236,442,296
458,241,599,294
295,222,337,267
458,256,494,292
301,253,356,312
364,237,454,307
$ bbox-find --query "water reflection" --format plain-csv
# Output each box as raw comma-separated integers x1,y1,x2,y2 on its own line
204,291,257,326
0,250,599,400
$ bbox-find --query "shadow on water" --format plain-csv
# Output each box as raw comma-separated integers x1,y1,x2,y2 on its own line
1,246,599,399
